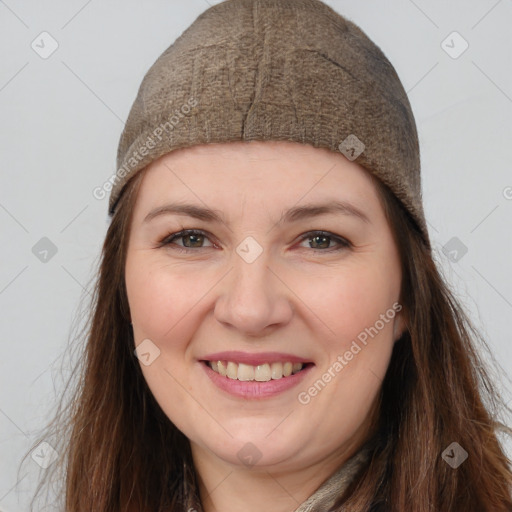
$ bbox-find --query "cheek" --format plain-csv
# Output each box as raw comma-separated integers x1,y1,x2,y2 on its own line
293,264,399,444
310,260,400,411
298,262,400,347
125,253,205,342
125,254,206,428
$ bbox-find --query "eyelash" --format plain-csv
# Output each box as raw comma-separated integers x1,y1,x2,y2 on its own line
158,229,351,254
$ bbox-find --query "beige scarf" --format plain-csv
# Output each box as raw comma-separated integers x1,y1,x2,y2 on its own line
294,444,371,512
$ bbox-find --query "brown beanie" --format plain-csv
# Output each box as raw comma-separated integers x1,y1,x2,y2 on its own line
109,0,430,248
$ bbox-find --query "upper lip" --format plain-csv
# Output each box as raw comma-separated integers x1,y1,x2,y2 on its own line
201,351,311,366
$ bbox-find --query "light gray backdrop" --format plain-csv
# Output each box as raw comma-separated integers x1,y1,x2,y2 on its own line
1,0,511,510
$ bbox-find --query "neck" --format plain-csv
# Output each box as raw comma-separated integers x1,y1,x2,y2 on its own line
190,440,371,512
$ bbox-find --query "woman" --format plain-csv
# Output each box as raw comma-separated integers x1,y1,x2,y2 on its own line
25,0,512,510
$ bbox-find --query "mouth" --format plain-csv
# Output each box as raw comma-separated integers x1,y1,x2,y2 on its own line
203,360,312,382
199,351,314,398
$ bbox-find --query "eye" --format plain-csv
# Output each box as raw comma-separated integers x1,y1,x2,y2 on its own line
298,231,351,252
158,229,351,253
159,229,215,252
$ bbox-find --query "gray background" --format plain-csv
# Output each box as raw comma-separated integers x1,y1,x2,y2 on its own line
1,0,511,510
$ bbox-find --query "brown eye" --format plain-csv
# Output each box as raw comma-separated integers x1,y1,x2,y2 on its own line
160,230,215,251
309,234,331,249
299,231,351,252
180,233,205,248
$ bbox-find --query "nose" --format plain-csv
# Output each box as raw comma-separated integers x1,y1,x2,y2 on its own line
213,246,294,336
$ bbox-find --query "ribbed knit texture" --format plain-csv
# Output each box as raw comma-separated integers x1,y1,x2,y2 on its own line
110,0,430,247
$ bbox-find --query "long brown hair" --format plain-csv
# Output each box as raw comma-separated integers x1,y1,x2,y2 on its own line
22,161,512,511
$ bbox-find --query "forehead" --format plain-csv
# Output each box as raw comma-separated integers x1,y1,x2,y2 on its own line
133,140,380,211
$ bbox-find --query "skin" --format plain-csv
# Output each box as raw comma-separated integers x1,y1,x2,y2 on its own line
125,140,405,512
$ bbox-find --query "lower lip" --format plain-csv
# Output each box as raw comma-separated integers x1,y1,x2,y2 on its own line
201,362,313,399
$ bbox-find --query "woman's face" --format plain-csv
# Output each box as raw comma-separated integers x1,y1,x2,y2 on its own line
125,140,404,473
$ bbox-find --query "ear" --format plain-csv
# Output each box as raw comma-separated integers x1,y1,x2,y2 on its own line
393,310,407,342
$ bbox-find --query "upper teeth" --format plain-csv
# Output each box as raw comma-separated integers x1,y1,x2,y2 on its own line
209,361,304,381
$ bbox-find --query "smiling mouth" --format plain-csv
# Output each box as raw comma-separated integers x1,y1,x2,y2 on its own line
204,360,311,382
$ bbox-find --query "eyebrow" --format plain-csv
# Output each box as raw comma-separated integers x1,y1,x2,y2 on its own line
143,200,370,225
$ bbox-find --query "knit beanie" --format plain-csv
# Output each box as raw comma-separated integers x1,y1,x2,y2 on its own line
109,0,431,248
